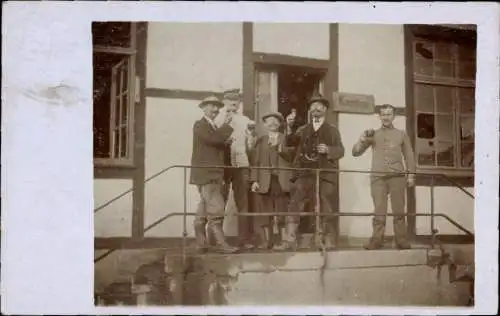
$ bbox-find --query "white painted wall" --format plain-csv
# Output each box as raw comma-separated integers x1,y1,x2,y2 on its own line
253,23,330,60
94,179,133,237
143,22,244,237
147,22,242,91
143,98,202,237
415,186,474,235
337,23,474,237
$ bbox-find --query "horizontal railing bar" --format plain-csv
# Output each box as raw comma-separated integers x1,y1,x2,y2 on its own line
94,164,474,213
95,210,473,263
94,165,178,213
146,211,474,237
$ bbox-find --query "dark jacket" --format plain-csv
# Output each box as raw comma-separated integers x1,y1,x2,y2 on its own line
286,122,345,184
189,117,234,186
249,133,295,193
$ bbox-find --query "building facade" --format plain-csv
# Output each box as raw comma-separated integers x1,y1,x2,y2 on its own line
93,22,475,249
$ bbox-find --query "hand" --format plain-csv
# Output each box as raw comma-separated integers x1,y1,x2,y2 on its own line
251,182,260,192
225,136,234,145
224,112,233,125
277,142,283,153
407,174,416,187
285,111,296,127
316,144,329,154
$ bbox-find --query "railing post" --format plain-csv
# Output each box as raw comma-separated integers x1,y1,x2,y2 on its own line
180,167,188,305
315,168,322,248
430,175,436,249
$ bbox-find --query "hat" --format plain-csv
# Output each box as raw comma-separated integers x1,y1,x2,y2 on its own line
223,88,242,101
198,95,224,108
262,111,284,123
307,92,329,108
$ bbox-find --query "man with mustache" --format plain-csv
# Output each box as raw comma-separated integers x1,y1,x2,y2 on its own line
190,95,239,254
215,89,256,250
275,92,345,251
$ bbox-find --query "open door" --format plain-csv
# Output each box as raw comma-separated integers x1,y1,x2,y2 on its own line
254,70,279,137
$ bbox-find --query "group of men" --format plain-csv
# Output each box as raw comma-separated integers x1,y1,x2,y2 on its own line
189,88,416,254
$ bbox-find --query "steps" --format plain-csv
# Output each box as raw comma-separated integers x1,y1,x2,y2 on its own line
94,243,474,306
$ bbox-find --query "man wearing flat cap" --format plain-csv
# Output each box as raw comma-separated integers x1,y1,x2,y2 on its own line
214,88,257,249
275,92,345,251
190,95,238,254
249,111,295,249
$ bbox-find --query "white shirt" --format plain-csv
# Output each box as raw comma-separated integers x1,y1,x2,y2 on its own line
228,113,255,167
312,117,325,131
268,131,279,146
203,116,217,130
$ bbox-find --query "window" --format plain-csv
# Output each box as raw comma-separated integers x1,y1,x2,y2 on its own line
412,28,476,171
93,22,138,166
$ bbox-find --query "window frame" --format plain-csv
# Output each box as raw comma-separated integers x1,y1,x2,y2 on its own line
93,22,138,168
409,25,476,179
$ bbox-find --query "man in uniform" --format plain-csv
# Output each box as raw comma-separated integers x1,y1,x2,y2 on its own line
352,104,415,250
275,92,345,251
190,95,238,254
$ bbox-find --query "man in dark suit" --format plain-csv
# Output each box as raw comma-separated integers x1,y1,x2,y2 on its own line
275,93,345,251
190,95,238,254
249,111,295,249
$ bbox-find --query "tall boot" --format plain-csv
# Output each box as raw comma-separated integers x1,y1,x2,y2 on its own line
323,220,337,250
194,222,208,253
274,222,298,251
257,226,271,250
209,223,239,254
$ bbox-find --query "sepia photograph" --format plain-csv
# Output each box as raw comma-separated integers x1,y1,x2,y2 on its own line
92,21,477,307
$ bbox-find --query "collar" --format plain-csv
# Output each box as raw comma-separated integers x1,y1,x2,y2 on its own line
381,123,395,130
203,115,216,127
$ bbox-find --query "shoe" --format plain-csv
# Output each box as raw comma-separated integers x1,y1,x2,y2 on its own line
396,241,411,250
363,240,384,250
273,241,297,251
194,222,208,253
209,224,239,254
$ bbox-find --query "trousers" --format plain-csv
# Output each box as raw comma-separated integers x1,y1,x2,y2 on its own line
194,181,225,228
370,176,408,243
286,176,336,226
223,167,251,239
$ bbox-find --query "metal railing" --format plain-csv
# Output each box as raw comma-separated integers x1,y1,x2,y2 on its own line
95,164,474,264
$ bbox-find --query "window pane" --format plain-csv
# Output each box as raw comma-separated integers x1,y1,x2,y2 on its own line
458,87,475,113
414,57,434,76
458,61,476,80
458,44,476,62
461,142,474,168
93,52,127,158
417,113,435,139
121,94,129,126
113,129,120,158
414,41,434,60
414,84,434,112
460,115,475,141
92,22,132,47
435,42,454,62
435,86,454,113
115,96,121,128
120,126,128,158
416,138,436,166
122,63,129,93
434,61,455,78
436,141,455,167
435,115,454,141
